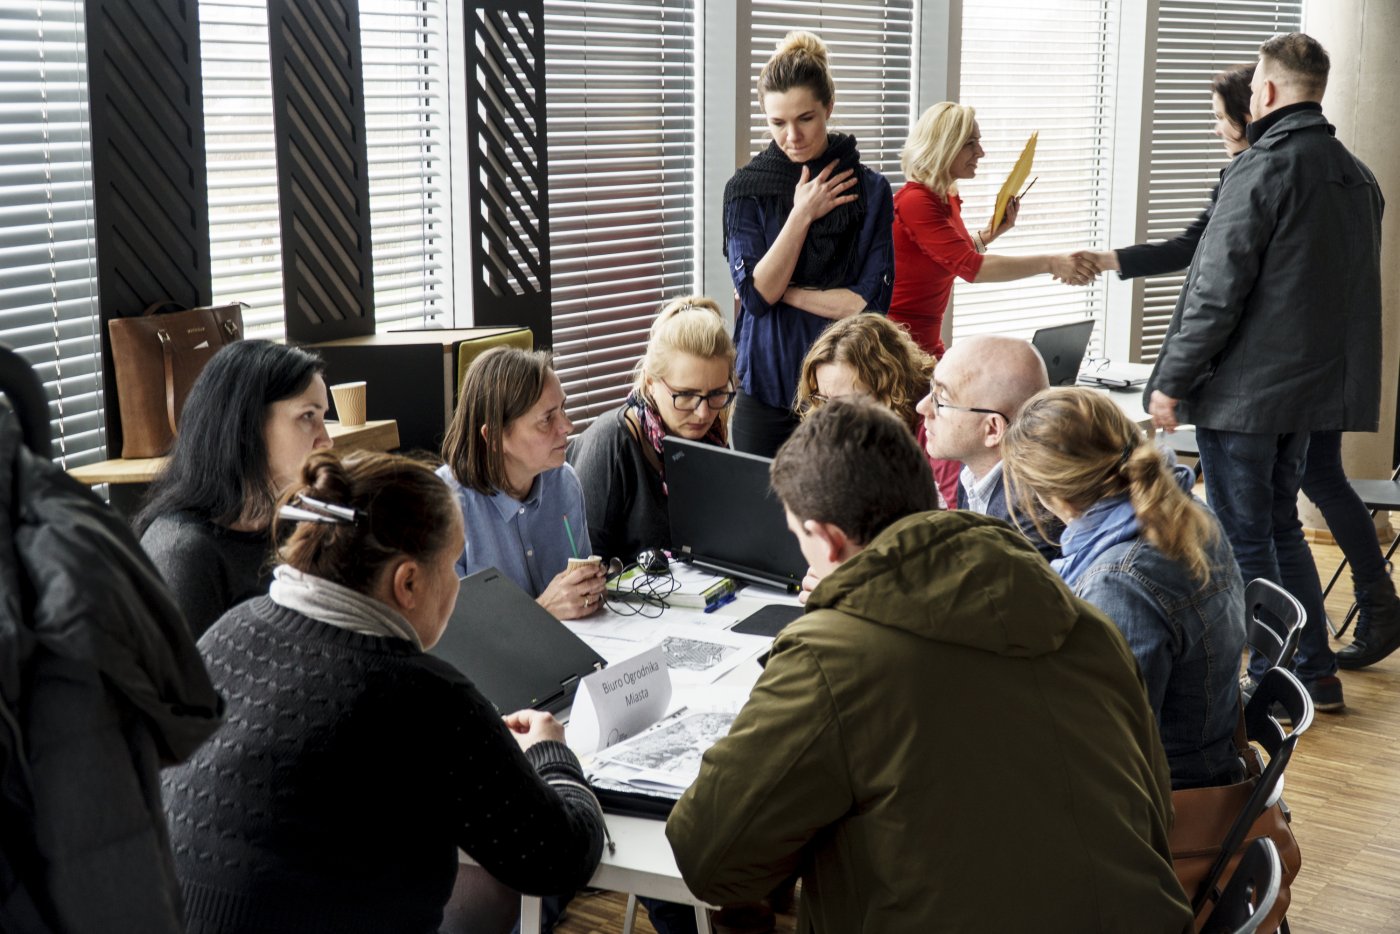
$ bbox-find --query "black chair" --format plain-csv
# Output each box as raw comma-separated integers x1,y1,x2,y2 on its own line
1192,668,1312,932
1198,837,1283,934
0,343,51,458
1244,578,1305,671
1319,463,1400,639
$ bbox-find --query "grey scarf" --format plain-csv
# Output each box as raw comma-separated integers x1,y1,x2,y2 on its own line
269,565,423,652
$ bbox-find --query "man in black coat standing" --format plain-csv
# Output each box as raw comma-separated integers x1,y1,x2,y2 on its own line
1146,32,1385,712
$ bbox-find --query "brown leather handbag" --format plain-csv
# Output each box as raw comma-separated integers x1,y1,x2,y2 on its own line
107,301,244,458
1169,712,1301,933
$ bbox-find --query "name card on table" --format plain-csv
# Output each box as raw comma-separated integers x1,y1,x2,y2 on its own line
567,644,672,755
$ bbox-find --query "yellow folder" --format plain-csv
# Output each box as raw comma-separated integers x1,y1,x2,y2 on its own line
993,132,1038,232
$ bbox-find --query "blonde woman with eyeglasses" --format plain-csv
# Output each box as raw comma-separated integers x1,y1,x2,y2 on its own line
568,296,737,565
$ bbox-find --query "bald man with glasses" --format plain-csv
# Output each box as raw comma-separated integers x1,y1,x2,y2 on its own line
916,334,1063,560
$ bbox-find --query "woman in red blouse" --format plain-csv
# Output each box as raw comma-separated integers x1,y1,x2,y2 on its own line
889,102,1095,356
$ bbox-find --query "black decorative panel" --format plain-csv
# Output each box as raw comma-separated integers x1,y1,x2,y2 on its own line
465,1,551,347
267,0,376,343
84,0,211,453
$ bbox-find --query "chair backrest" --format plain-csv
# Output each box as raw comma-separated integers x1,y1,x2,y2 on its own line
1243,578,1305,670
1198,837,1283,934
454,328,535,399
1192,667,1312,918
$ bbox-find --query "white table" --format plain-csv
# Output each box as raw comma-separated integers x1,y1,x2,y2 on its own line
468,586,792,934
1090,383,1154,433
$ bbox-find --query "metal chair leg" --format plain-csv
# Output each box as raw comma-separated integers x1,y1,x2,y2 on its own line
622,894,637,934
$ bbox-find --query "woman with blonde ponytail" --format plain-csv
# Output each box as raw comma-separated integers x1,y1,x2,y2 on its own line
1002,387,1246,790
568,295,736,564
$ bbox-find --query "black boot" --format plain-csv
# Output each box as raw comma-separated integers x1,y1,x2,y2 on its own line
1337,573,1400,669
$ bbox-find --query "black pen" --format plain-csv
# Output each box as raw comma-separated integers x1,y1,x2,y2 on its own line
1018,175,1039,199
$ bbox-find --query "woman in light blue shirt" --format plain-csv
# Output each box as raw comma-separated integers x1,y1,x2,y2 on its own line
438,348,605,620
1002,387,1246,790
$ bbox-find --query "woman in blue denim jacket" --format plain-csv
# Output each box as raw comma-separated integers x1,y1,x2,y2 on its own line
1002,387,1246,790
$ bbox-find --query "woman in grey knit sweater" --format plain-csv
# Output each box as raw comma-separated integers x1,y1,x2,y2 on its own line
134,340,333,637
162,450,605,933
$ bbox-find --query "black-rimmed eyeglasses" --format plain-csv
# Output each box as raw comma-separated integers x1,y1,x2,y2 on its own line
930,396,1009,421
657,377,736,413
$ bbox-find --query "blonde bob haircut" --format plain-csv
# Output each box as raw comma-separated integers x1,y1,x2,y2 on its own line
795,314,933,433
441,347,557,496
901,102,977,197
633,296,736,421
1001,387,1220,583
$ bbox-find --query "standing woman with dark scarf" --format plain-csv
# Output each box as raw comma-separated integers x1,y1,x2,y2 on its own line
725,30,894,457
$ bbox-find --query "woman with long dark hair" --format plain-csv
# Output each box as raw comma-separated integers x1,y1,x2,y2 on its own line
135,339,332,636
725,30,895,457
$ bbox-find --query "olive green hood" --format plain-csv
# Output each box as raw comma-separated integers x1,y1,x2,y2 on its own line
805,509,1081,658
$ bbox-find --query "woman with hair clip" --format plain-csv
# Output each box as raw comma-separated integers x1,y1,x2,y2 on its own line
135,339,333,637
889,102,1095,356
1076,62,1400,673
568,295,736,565
161,450,605,934
725,30,895,457
1001,387,1246,790
438,347,605,620
795,313,960,507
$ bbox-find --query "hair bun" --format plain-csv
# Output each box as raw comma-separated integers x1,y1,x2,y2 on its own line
777,30,828,67
299,450,353,505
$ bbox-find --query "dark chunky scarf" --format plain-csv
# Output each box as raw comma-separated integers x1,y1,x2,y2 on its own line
722,132,868,290
623,390,728,496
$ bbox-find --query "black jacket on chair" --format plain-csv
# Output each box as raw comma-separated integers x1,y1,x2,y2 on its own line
0,409,223,934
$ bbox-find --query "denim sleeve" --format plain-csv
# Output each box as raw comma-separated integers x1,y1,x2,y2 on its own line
727,198,776,319
849,174,895,310
1076,570,1177,720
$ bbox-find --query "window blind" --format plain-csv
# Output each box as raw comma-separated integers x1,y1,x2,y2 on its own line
746,0,915,184
199,0,449,338
1137,0,1302,360
0,0,104,468
951,0,1118,349
544,0,698,428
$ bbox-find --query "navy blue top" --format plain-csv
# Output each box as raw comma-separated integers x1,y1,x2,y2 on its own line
726,168,894,410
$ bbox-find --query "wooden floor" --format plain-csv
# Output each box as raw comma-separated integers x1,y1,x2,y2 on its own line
557,540,1400,934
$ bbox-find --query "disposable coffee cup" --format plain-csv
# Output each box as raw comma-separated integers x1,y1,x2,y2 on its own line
330,381,367,427
567,555,603,573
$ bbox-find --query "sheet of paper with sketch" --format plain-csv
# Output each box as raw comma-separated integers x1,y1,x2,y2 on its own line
992,131,1038,232
589,686,751,794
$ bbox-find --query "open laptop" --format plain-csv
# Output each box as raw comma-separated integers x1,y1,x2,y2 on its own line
430,567,605,714
663,437,807,591
1031,320,1095,387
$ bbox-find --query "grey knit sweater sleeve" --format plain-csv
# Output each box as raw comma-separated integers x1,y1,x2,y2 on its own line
139,512,272,638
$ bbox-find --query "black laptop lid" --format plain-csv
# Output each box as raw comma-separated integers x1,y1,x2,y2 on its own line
1031,320,1095,387
663,437,807,589
431,568,605,714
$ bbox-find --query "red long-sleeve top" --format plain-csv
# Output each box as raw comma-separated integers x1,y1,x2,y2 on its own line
889,181,985,358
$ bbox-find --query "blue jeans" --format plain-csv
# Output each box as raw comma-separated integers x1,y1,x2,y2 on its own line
1302,430,1388,585
1195,427,1336,681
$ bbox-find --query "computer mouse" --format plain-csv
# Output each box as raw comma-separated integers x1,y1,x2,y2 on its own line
636,548,669,574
